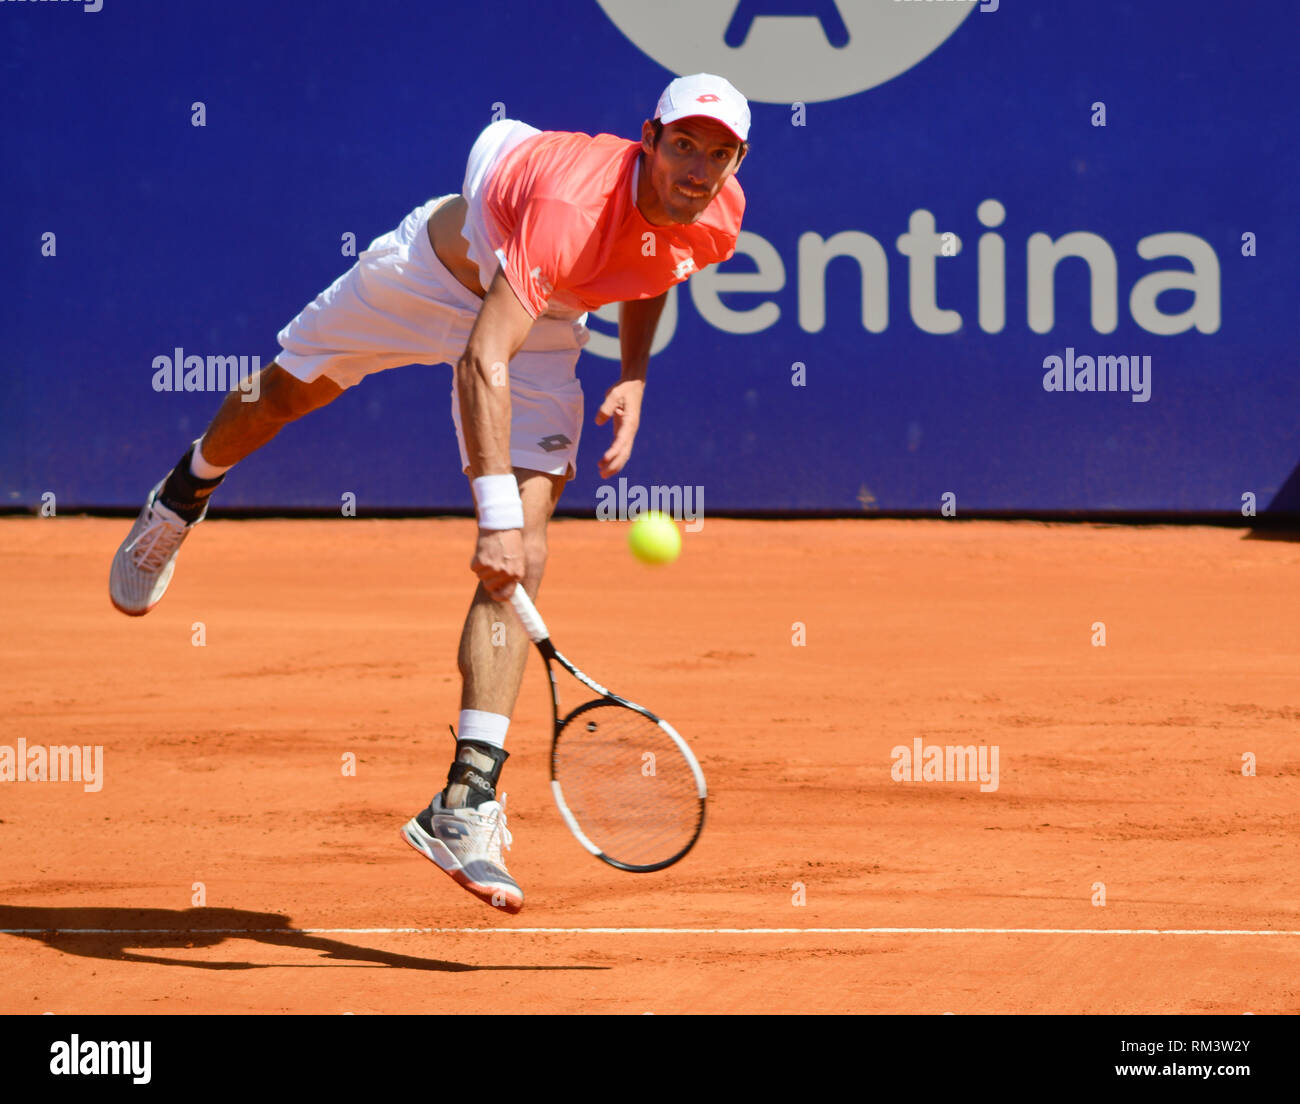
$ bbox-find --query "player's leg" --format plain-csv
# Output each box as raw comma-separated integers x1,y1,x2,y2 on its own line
399,468,564,915
110,194,464,616
161,365,343,519
402,306,585,911
445,467,564,804
108,365,343,616
457,471,564,713
191,362,344,469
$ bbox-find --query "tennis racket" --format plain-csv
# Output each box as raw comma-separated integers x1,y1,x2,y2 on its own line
508,586,706,872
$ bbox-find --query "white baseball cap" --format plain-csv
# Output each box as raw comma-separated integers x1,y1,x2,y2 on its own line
654,73,750,143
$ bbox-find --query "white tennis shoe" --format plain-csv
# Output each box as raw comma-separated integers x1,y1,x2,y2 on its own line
109,480,204,615
401,793,523,914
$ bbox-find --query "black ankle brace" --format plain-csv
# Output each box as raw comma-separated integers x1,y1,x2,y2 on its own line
159,444,225,521
445,740,509,807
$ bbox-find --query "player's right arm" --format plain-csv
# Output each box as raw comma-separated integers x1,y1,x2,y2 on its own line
458,267,537,600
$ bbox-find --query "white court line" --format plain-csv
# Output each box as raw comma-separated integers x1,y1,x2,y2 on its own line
3,927,1299,936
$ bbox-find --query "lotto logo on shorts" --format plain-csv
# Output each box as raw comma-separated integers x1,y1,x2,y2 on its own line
537,434,572,453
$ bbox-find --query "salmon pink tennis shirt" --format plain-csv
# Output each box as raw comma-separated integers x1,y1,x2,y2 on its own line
478,129,745,321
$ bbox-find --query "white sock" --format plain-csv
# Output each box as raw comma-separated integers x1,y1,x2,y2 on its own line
458,709,509,749
189,438,232,480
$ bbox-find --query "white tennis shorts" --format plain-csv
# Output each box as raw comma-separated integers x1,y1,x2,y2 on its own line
274,193,589,478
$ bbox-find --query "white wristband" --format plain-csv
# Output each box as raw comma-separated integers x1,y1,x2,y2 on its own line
472,474,524,530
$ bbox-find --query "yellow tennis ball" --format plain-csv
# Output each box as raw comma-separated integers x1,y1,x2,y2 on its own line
628,511,681,564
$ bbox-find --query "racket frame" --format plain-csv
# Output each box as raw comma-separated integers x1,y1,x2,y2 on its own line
510,588,707,872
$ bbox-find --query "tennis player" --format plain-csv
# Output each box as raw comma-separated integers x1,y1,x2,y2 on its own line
109,74,749,912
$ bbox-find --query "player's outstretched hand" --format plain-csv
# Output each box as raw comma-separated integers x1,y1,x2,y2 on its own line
472,527,525,601
595,378,644,479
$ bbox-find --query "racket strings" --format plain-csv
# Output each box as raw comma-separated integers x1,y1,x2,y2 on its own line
554,703,701,868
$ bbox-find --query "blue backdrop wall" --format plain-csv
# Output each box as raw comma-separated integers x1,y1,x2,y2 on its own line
3,0,1297,514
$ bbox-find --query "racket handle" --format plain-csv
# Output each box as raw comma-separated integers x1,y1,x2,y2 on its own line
508,586,551,644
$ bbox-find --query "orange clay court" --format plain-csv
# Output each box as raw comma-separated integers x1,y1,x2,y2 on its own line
1,516,1297,1014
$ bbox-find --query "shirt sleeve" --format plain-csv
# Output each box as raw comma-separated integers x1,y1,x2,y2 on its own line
495,197,599,319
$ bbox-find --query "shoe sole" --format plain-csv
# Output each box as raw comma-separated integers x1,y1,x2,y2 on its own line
400,817,523,915
109,573,171,615
109,593,160,617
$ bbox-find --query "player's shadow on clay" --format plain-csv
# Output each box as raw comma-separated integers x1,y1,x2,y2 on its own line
0,905,605,972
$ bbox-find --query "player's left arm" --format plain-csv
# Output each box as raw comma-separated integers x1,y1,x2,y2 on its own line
596,290,667,479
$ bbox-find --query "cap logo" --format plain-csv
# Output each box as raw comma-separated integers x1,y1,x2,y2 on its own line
695,93,721,103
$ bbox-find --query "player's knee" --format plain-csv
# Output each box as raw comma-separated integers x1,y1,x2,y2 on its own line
522,533,548,590
260,364,340,423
